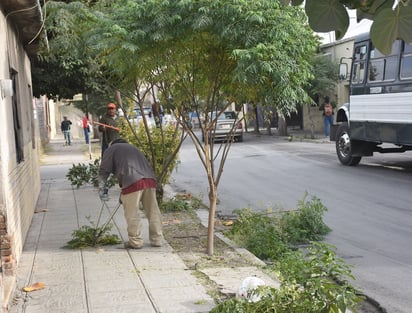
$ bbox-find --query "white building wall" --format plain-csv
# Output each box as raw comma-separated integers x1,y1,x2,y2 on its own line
0,7,41,310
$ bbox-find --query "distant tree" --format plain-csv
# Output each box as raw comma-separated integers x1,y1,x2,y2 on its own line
305,55,339,138
32,1,115,116
308,55,339,100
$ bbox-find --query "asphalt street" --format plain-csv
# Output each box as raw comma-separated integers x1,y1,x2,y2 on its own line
170,131,412,313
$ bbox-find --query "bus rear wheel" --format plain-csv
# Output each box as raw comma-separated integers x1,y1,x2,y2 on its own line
335,122,361,166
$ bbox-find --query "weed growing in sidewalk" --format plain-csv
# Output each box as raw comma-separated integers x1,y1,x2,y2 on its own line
160,197,191,212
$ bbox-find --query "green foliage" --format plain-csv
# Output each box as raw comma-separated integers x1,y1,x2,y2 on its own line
307,55,338,102
159,193,204,212
160,197,192,213
64,219,121,249
121,123,181,187
216,197,362,313
228,195,331,259
273,243,362,313
40,0,320,256
33,1,112,101
83,0,318,119
280,195,331,245
212,243,363,313
229,208,288,260
287,0,412,55
66,158,116,188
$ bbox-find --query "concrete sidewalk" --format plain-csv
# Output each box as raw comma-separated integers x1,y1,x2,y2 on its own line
9,139,216,313
8,138,281,313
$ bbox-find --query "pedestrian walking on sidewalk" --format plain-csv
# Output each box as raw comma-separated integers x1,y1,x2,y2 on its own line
98,102,120,156
319,96,335,139
61,116,72,146
98,138,163,249
82,113,90,144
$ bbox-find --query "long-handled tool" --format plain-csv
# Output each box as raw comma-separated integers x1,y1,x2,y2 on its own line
88,139,92,160
92,121,120,131
93,200,122,242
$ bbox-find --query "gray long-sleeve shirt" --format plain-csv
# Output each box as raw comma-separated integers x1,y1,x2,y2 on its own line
99,142,156,189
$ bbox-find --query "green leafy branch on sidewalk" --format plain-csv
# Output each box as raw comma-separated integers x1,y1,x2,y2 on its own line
64,217,121,249
212,194,363,313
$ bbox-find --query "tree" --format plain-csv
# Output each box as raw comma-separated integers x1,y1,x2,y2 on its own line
33,1,116,116
308,55,339,99
37,0,317,255
288,0,412,55
82,0,318,255
305,55,339,138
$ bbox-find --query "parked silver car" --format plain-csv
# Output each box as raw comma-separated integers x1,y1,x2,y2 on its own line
129,107,156,128
203,111,243,142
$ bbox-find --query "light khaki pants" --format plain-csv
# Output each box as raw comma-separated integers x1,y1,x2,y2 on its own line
120,188,163,246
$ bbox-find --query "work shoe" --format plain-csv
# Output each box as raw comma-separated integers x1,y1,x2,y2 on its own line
124,241,143,249
151,241,162,247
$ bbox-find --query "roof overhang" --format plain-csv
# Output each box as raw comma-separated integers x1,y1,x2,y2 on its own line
1,0,46,56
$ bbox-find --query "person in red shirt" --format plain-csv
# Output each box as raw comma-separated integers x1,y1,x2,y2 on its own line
82,113,90,144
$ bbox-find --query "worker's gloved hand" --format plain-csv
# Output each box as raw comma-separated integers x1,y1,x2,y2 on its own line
99,188,109,201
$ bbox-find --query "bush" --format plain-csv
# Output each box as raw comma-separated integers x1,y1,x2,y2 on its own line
160,197,192,212
228,208,288,260
211,243,363,313
121,123,181,187
66,158,117,188
216,196,362,313
280,194,331,245
227,195,331,260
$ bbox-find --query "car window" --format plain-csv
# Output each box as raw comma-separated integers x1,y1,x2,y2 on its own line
224,112,236,119
133,108,152,117
208,111,237,120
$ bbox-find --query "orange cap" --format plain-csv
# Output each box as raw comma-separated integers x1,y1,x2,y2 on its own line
107,103,116,109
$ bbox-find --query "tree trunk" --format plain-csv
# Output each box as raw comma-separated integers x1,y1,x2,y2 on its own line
277,115,288,136
266,112,273,135
207,183,217,256
306,105,316,139
115,90,123,108
254,106,260,133
242,105,248,133
156,184,164,204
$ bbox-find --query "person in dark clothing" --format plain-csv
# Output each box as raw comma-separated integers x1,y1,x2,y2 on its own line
98,138,163,249
98,103,120,156
60,116,72,146
151,99,164,127
319,96,335,138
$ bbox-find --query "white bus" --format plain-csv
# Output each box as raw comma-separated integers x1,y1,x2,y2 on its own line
332,33,412,165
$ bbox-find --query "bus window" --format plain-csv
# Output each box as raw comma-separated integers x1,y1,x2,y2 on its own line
369,60,384,81
352,45,367,84
368,57,397,82
400,43,412,79
368,41,399,82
